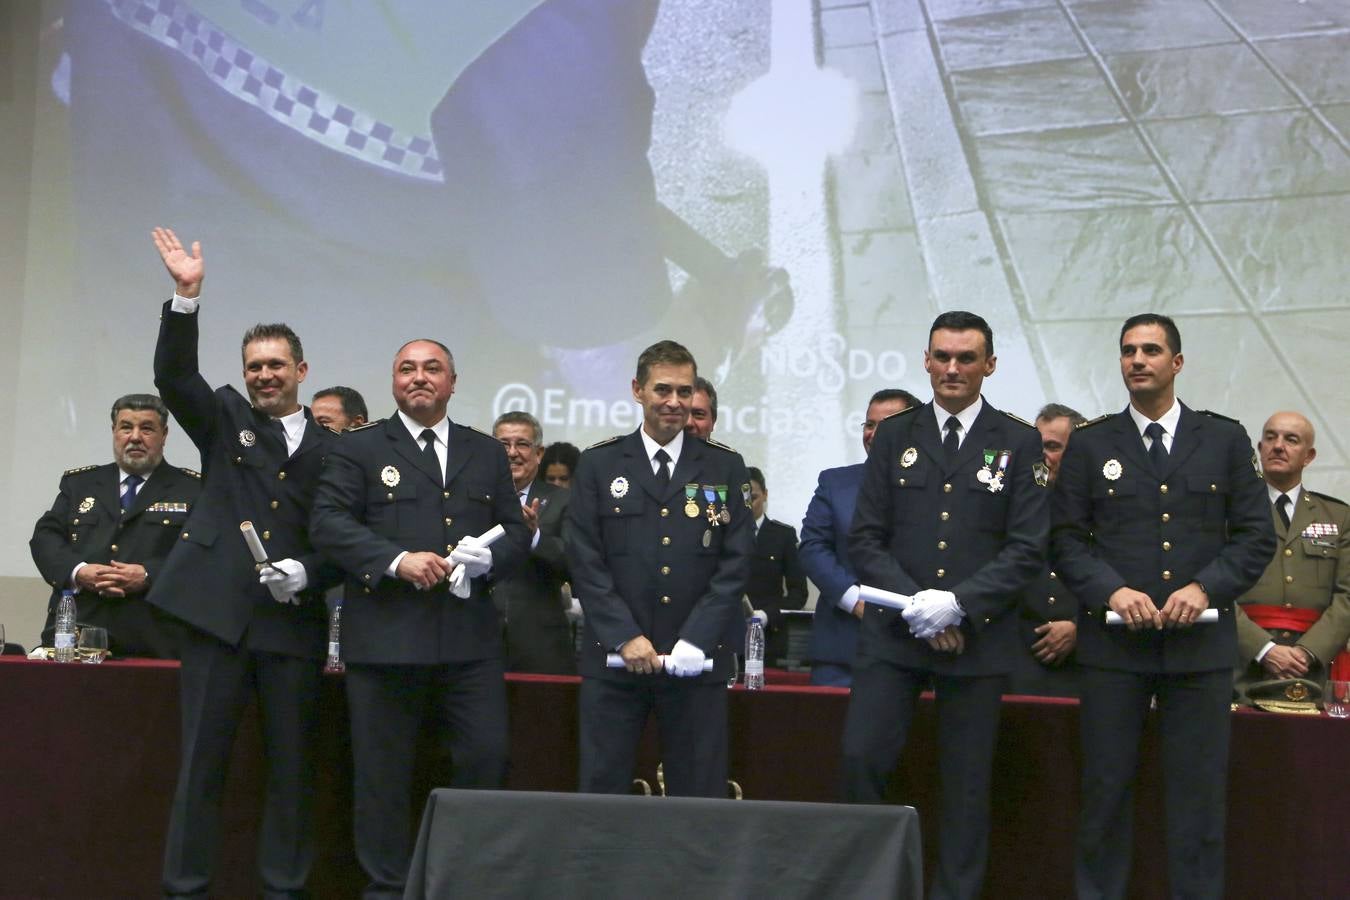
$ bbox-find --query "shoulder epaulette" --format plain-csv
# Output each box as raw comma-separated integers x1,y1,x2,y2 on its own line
181,468,202,479
459,423,496,440
1308,490,1349,508
706,437,738,453
884,406,918,421
585,435,623,450
346,419,383,432
62,464,99,476
1001,411,1034,429
1197,409,1241,425
1076,414,1112,430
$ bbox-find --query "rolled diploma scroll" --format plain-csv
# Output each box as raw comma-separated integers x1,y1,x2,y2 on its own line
605,654,715,672
446,524,508,597
1105,609,1218,625
240,521,286,601
858,585,915,611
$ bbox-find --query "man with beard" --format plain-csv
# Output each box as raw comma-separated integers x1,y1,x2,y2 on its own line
148,227,342,898
30,393,201,658
311,339,530,899
492,410,575,674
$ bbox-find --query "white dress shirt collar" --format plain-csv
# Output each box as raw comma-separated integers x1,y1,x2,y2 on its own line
1128,399,1181,450
397,410,450,447
934,395,984,447
1267,482,1302,509
639,427,684,473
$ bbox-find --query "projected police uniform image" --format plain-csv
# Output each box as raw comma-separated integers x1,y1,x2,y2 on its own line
567,340,753,798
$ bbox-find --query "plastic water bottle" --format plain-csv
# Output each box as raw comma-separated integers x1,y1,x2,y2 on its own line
54,590,77,663
325,603,345,673
744,615,765,690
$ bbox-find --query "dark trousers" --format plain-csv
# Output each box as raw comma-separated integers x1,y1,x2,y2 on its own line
1076,666,1232,900
578,676,728,798
841,656,1005,900
161,628,321,898
345,659,509,900
809,661,852,687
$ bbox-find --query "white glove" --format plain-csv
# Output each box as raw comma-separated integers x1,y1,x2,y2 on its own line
445,560,471,598
664,639,707,677
902,588,963,639
449,542,493,579
259,558,306,605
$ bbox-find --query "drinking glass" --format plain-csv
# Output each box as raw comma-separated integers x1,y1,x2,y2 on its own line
78,626,110,664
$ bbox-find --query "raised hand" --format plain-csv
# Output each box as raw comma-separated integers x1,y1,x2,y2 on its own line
151,226,204,298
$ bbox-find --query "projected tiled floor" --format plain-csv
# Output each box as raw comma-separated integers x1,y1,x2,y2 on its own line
819,0,1350,497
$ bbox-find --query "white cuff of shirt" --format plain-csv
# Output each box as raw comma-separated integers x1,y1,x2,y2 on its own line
387,551,408,578
530,528,542,551
69,562,87,590
170,292,199,314
1255,640,1275,663
836,584,861,614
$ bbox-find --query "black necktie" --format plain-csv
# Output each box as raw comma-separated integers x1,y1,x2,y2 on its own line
420,429,441,485
654,448,671,488
1276,493,1292,529
943,417,961,459
1145,422,1168,473
121,474,143,512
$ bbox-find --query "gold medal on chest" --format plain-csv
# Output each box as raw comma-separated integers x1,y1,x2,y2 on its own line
239,429,256,447
78,497,95,514
900,447,918,468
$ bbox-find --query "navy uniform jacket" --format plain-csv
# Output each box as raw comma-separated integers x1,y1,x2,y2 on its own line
1050,405,1274,673
148,301,341,659
309,414,531,665
566,430,754,682
30,461,201,654
493,479,576,673
800,463,864,667
746,518,808,624
848,402,1049,677
1018,567,1078,654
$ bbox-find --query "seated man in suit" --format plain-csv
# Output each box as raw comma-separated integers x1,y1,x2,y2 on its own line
30,393,201,658
310,385,369,432
743,466,807,666
1007,403,1085,697
800,388,918,686
493,411,575,674
1234,410,1350,709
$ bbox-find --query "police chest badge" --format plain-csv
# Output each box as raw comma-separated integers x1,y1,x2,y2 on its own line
381,466,401,487
1102,459,1123,481
78,497,95,514
900,447,918,468
239,429,257,448
610,476,629,499
1032,461,1050,488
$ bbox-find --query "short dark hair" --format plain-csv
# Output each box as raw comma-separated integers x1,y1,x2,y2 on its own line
395,338,456,369
747,466,766,492
929,311,994,358
1120,313,1181,355
541,441,580,475
1036,402,1087,427
635,340,697,387
494,410,543,446
111,393,169,428
312,386,368,422
241,323,304,364
693,376,719,422
868,388,921,410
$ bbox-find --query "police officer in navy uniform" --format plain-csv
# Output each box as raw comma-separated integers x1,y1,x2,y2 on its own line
148,228,342,899
567,340,753,798
1051,313,1273,900
1007,403,1086,697
30,393,200,658
310,338,529,899
843,311,1048,900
